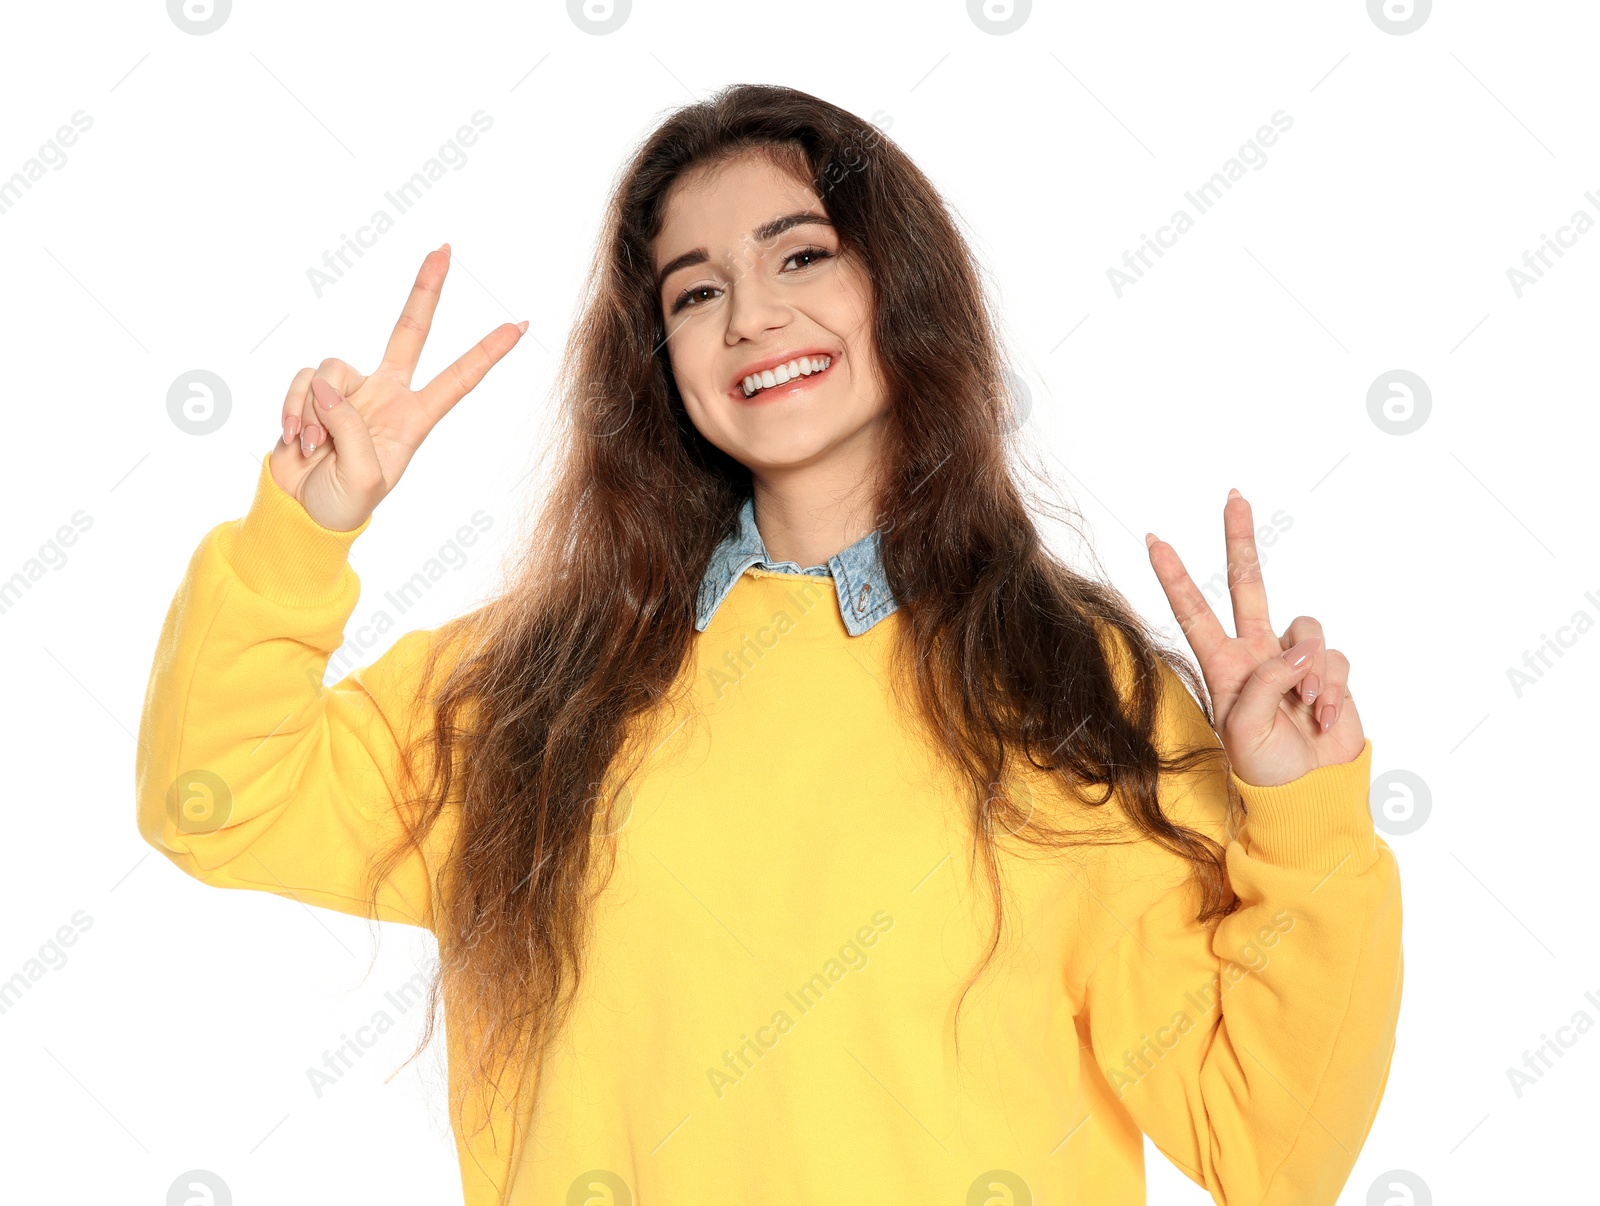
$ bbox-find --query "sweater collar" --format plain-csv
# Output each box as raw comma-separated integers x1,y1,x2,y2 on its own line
694,495,899,637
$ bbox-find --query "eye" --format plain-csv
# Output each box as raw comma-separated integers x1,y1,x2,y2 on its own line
670,283,721,314
783,246,834,271
668,246,835,315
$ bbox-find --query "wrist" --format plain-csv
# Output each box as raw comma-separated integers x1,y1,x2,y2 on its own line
222,451,372,606
1230,739,1379,874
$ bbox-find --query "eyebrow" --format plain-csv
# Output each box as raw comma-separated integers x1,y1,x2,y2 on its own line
654,211,834,293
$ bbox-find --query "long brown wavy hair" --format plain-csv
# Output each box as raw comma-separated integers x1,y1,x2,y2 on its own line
360,82,1237,1165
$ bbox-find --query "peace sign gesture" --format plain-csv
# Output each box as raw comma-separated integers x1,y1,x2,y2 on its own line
1146,490,1365,787
268,244,527,532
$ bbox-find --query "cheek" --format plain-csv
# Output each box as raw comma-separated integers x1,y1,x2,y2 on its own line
824,268,876,346
665,326,719,401
827,298,878,380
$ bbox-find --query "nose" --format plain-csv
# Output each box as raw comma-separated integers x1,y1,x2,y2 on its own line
723,267,791,344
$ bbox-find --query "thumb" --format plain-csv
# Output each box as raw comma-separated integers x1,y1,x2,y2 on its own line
1228,636,1321,742
308,376,383,493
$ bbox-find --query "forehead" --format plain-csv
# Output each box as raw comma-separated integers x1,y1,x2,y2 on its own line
653,151,823,264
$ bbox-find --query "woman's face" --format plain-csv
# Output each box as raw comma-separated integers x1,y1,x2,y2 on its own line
652,150,889,480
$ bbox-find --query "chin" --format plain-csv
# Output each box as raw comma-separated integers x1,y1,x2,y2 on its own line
726,435,840,473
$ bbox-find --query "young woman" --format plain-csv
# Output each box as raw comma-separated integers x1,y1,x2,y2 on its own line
137,84,1401,1205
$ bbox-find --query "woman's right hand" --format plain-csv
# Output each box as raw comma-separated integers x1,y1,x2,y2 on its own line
269,243,527,532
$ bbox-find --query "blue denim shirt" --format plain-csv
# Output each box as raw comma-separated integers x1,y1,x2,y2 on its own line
694,495,900,636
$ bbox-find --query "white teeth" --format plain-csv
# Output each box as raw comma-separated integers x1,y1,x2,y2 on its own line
741,355,831,397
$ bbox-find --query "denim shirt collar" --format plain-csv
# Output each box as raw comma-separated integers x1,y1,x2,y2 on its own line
694,495,899,637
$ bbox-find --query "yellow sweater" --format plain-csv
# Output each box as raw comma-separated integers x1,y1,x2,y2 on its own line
136,453,1402,1205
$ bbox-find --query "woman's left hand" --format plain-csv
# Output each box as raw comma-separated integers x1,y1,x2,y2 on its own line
1146,489,1365,787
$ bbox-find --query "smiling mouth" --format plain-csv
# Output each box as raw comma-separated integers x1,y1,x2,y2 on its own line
735,353,835,401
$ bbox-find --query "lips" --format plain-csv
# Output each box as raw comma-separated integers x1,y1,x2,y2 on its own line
727,348,839,398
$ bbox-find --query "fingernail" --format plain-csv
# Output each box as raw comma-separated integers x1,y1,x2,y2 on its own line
1285,639,1315,668
1144,532,1157,548
1318,702,1335,732
1227,488,1242,500
311,377,340,411
516,319,529,334
1302,673,1320,703
441,242,451,257
281,416,293,445
286,413,301,442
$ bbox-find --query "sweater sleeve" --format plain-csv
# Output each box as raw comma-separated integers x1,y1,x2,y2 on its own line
134,452,458,930
1078,664,1403,1205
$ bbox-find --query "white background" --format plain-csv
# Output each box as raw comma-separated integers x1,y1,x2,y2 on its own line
1,1,1594,1202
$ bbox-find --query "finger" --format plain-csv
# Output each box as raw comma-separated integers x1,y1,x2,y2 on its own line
1315,648,1350,733
1224,489,1272,639
1229,635,1322,744
376,244,450,387
307,377,383,492
1279,615,1325,707
1145,533,1230,663
301,357,367,458
280,366,315,446
416,320,528,426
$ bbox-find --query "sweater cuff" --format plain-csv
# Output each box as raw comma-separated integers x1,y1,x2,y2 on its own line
1232,739,1377,875
221,452,373,607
